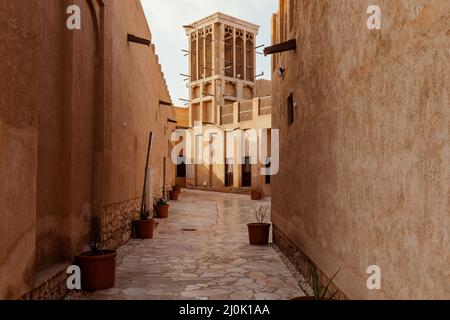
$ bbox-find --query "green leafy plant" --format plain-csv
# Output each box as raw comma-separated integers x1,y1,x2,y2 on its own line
310,268,341,300
155,197,168,206
88,233,107,256
87,217,107,256
137,204,153,221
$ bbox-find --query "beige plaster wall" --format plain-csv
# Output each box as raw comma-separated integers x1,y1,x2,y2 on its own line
271,0,449,299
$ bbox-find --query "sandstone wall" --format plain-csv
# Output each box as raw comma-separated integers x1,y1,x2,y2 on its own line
271,0,449,299
0,0,39,300
0,0,176,299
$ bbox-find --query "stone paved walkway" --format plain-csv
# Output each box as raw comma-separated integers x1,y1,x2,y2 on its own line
91,189,304,300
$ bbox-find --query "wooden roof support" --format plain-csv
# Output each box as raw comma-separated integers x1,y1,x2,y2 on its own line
263,39,297,56
159,100,173,106
127,34,151,46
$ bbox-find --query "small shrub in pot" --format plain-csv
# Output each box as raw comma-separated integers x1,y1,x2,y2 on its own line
134,206,154,239
291,268,341,300
247,206,271,245
76,223,117,292
174,185,181,194
169,189,179,201
251,190,262,200
155,197,169,219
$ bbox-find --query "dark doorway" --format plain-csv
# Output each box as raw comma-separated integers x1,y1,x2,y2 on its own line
265,162,271,185
242,157,251,187
225,159,234,187
177,157,186,178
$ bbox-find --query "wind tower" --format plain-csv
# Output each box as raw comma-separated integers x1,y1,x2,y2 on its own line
184,13,260,127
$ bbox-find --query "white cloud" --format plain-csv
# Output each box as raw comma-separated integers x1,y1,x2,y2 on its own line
141,0,277,105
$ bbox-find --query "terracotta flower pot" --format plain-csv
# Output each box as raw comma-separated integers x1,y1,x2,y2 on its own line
247,223,271,245
169,191,179,201
251,190,262,200
290,296,316,301
76,250,117,292
174,186,181,194
156,204,169,219
134,219,154,239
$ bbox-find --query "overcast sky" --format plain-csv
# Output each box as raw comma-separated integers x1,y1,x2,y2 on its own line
141,0,277,106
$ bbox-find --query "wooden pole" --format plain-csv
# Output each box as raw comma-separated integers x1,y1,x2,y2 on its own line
141,132,153,213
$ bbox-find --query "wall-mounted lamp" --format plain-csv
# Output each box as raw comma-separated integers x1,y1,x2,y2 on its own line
277,68,286,78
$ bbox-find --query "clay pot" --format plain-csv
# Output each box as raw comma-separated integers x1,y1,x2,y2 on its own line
290,296,316,301
76,250,117,292
247,223,271,245
174,185,181,194
169,191,179,201
251,190,262,200
156,204,169,219
134,219,154,239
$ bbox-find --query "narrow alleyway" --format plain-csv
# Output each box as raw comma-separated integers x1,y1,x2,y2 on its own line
91,190,304,300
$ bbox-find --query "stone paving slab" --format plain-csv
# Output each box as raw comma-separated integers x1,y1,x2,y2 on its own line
91,189,305,300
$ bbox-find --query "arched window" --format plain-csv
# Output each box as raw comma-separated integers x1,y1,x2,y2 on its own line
198,29,205,79
205,26,213,78
191,33,197,81
246,33,254,81
224,26,234,78
235,29,244,80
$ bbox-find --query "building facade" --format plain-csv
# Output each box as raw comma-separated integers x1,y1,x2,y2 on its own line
183,13,273,196
0,0,176,300
270,0,449,299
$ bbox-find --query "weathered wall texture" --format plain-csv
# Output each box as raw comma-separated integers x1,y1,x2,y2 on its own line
0,0,39,300
0,0,175,299
271,0,449,299
255,79,272,98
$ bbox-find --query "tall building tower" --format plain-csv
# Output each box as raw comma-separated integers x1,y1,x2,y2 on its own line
184,13,260,127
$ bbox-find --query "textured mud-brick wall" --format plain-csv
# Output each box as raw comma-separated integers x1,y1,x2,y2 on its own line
273,226,348,300
102,199,140,250
21,266,69,301
271,0,449,299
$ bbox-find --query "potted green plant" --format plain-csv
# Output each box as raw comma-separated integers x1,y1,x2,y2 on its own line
174,184,181,194
251,189,262,200
291,268,341,300
76,222,117,292
133,205,154,239
247,206,271,245
169,188,179,201
155,197,169,219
